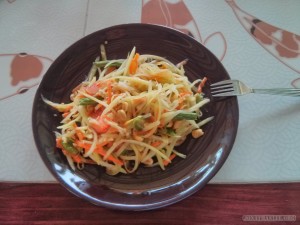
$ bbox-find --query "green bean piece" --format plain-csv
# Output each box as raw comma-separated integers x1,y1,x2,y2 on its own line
195,93,203,103
79,97,97,106
79,96,103,106
174,112,197,120
94,61,123,68
62,139,79,154
166,127,176,135
87,63,98,81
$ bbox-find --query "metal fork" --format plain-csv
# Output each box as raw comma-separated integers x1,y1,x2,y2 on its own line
210,80,300,97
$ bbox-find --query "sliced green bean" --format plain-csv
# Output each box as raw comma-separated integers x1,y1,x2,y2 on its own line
62,139,79,154
174,112,197,120
79,97,103,105
94,61,123,68
166,127,176,135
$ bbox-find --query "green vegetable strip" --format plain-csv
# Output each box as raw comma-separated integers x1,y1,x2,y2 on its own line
195,93,203,103
79,97,103,105
79,97,98,105
166,127,176,135
87,58,99,81
174,112,197,120
62,139,79,154
94,61,123,68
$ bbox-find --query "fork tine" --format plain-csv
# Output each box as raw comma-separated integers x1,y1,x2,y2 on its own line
211,91,236,97
210,80,235,87
211,87,234,94
210,84,234,90
211,80,238,97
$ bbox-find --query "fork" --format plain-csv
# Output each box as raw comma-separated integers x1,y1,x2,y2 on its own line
210,80,300,97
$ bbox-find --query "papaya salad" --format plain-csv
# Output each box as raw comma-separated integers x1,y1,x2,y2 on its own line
44,46,213,175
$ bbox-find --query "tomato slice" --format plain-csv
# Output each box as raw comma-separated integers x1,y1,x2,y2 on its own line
85,83,99,95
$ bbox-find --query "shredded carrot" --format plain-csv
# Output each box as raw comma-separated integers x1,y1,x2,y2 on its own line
105,66,116,75
106,80,112,104
151,141,162,147
73,124,83,141
62,112,70,118
95,145,123,166
75,129,84,141
75,141,123,166
129,53,139,74
175,92,190,110
89,116,110,133
179,91,192,96
176,105,181,110
197,77,207,93
66,105,73,112
57,105,72,113
163,153,176,166
56,138,62,148
72,155,83,163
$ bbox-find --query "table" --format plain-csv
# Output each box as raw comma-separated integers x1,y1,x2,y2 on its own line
1,0,299,224
1,182,299,224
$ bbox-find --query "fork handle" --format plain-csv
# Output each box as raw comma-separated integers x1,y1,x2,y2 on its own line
252,88,300,96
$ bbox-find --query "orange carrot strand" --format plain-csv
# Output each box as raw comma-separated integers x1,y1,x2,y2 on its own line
75,141,123,166
95,146,123,166
163,153,176,166
129,53,139,74
197,77,207,93
75,129,84,141
72,155,83,163
106,80,112,104
56,138,63,148
151,141,162,147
